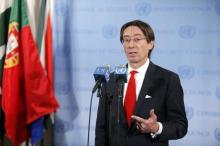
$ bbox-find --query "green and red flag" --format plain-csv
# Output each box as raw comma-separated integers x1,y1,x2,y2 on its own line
2,0,59,145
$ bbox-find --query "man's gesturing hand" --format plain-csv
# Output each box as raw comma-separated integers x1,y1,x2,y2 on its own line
131,109,159,133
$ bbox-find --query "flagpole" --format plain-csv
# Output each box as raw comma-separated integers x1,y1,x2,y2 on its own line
26,139,29,146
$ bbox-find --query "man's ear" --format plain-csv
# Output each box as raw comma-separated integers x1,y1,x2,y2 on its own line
148,41,154,50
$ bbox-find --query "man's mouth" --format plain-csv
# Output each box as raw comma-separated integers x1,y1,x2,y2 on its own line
128,52,137,55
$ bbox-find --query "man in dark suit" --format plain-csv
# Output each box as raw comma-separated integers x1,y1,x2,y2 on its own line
95,20,188,146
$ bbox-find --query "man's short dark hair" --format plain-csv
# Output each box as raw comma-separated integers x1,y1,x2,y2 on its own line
120,20,155,58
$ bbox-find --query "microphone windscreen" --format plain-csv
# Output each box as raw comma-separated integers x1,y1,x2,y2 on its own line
114,65,127,83
93,65,110,83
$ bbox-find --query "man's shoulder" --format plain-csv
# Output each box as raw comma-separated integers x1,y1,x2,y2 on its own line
150,61,179,78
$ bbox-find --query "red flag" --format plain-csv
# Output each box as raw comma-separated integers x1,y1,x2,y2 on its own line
43,0,54,86
2,0,59,145
29,0,56,144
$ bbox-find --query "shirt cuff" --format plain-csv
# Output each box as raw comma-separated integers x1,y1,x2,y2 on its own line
151,122,163,138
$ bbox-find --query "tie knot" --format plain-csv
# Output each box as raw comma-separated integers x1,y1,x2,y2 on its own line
130,70,138,76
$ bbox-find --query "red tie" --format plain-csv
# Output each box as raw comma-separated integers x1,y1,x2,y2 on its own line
124,70,138,127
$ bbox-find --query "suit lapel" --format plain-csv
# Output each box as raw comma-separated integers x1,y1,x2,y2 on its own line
134,61,156,115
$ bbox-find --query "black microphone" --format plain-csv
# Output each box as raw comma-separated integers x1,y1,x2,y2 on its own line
114,64,127,83
88,65,110,146
92,65,110,93
114,65,127,129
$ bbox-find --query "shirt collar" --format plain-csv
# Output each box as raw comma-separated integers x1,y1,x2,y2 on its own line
127,59,150,75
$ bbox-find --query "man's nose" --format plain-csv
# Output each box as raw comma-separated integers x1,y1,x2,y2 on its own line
128,39,135,47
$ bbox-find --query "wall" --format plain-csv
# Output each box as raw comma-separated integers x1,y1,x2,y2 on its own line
53,0,220,146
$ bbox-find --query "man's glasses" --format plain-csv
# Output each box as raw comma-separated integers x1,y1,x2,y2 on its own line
122,37,146,45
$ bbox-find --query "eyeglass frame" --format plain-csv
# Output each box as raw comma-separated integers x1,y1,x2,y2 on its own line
121,36,147,45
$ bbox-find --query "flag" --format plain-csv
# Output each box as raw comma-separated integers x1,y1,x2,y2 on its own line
28,0,55,144
0,0,12,86
2,0,59,145
0,0,13,140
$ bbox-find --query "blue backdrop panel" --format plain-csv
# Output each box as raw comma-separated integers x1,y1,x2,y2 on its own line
53,0,220,146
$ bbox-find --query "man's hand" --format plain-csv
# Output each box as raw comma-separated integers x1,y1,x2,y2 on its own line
131,109,159,133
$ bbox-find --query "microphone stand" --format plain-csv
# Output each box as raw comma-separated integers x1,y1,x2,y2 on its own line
95,82,112,146
116,79,124,145
88,81,103,146
117,80,124,125
104,83,111,146
96,84,102,98
92,81,111,146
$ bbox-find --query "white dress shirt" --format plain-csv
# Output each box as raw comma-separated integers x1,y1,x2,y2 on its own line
123,59,150,103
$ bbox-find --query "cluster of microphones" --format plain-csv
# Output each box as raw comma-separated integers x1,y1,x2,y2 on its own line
88,65,127,146
92,64,127,94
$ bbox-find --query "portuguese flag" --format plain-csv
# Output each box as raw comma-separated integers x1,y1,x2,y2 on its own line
2,0,59,145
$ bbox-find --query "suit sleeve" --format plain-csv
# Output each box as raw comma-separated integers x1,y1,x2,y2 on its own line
158,73,188,141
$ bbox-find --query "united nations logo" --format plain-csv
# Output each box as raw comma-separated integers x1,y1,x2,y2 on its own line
102,25,117,39
135,2,152,16
214,1,220,16
217,47,220,59
214,128,220,141
178,66,195,79
215,87,220,100
179,25,196,39
115,65,127,74
185,105,194,120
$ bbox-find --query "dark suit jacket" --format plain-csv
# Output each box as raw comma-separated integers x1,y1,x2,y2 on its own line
95,61,188,146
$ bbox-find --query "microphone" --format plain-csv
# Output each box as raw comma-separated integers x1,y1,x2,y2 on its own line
114,65,127,126
92,65,110,93
88,65,110,146
114,64,127,83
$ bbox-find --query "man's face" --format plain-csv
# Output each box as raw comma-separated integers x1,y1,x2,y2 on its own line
122,26,153,67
